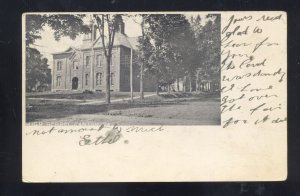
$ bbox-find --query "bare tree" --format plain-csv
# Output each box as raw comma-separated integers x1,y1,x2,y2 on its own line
93,14,122,104
130,14,148,100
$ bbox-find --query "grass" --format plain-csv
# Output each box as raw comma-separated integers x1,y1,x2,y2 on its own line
26,91,154,100
26,91,221,125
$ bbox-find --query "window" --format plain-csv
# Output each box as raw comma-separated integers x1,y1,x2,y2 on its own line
96,54,102,67
56,76,61,87
107,53,115,67
85,74,89,86
110,56,114,67
73,61,79,70
111,73,115,85
124,55,130,67
85,56,91,67
57,61,62,71
96,72,103,85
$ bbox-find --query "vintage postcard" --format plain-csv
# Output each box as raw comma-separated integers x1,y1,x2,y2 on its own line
22,11,287,182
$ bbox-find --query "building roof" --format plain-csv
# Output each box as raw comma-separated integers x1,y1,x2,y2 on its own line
53,32,139,55
127,36,139,50
52,46,77,55
110,32,132,49
92,32,138,50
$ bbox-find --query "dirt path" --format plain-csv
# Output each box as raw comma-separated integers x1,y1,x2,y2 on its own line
27,98,220,125
27,93,158,105
77,93,158,105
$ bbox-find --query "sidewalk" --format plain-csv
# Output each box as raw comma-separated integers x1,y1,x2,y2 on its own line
77,93,157,105
27,97,83,102
27,93,158,105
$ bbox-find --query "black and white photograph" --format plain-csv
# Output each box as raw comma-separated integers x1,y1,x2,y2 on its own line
25,13,221,125
21,11,288,182
0,0,295,190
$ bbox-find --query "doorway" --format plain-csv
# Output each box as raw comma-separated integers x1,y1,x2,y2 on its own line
72,77,78,90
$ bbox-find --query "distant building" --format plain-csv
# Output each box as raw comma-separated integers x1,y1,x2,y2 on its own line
52,21,156,92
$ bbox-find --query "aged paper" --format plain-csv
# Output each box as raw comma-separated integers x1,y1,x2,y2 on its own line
22,11,287,182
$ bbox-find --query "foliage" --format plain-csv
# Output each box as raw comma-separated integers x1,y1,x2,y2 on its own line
25,14,90,92
25,15,45,47
25,14,90,46
191,14,221,82
93,14,123,59
143,14,197,88
25,13,221,95
136,34,153,70
93,14,124,103
26,48,51,92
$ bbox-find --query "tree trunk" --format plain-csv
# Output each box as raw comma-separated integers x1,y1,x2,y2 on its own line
177,78,180,92
189,75,192,92
140,18,145,100
168,84,171,94
156,86,160,95
155,77,160,95
130,48,133,103
106,58,111,104
140,62,144,100
196,74,199,92
94,14,117,105
182,76,186,92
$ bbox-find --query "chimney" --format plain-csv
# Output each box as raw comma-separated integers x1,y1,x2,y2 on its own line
118,20,125,34
92,25,97,41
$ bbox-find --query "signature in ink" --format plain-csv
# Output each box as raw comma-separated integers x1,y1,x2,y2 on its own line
79,124,122,146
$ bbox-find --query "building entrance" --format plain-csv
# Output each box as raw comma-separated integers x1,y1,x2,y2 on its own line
72,77,78,90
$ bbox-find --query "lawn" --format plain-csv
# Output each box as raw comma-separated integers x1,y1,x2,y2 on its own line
26,91,154,100
26,92,221,125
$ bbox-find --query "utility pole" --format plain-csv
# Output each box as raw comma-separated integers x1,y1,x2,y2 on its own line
140,17,145,100
90,17,95,91
132,15,145,101
140,60,144,100
130,48,133,103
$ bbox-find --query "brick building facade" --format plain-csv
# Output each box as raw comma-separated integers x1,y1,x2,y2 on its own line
52,23,156,92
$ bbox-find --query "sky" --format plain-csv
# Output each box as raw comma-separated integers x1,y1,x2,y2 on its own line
32,16,140,67
31,13,209,67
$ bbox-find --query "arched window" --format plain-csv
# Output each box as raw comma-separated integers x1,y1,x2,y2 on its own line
85,74,89,86
110,54,114,67
96,72,102,85
85,56,91,67
57,61,62,71
56,76,61,86
73,61,79,70
96,54,102,67
111,72,115,85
